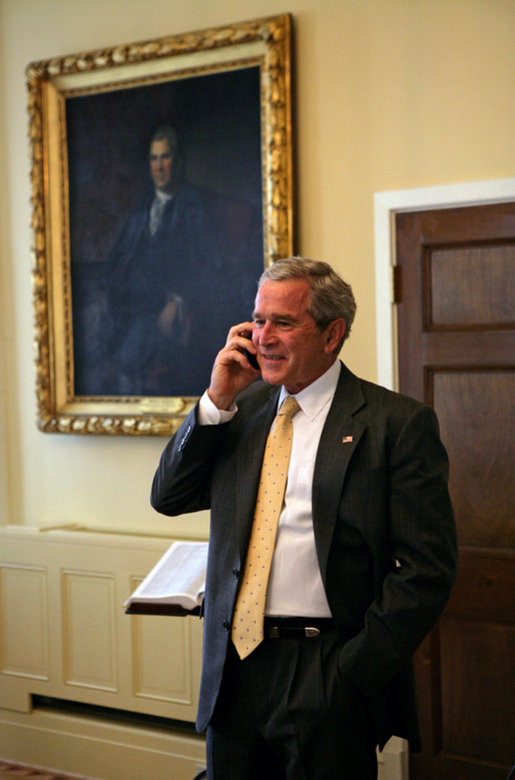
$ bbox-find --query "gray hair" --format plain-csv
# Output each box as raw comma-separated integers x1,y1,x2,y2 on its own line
259,256,356,352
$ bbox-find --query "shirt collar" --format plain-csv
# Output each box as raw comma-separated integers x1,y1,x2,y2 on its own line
154,189,174,203
279,360,341,421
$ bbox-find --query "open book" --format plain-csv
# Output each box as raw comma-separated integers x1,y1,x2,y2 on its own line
125,540,208,616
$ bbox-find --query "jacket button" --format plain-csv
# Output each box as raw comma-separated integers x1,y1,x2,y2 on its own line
232,568,240,579
223,621,230,632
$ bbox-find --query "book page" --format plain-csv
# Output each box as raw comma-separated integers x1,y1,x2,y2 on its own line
128,541,208,608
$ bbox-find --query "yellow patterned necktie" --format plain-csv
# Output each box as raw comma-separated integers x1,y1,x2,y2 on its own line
231,395,301,660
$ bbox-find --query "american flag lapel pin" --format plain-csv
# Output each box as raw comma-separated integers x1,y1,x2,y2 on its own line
342,435,353,444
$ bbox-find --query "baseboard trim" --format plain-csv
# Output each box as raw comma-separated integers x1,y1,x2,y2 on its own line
1,705,408,780
0,706,205,780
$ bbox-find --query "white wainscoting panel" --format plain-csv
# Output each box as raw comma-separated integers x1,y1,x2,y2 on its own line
62,569,118,691
0,563,49,680
132,610,196,706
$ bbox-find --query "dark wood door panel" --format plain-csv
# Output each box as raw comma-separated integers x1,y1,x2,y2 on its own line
428,243,515,328
441,617,514,766
421,332,514,367
396,202,515,244
431,370,515,548
412,631,512,780
445,550,515,623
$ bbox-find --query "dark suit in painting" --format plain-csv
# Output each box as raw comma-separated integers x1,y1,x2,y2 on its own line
151,362,457,774
104,182,227,397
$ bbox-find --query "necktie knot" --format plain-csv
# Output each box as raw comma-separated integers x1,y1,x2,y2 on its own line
278,395,300,420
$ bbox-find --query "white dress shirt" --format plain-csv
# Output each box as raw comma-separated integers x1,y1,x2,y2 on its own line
149,189,173,235
198,359,341,617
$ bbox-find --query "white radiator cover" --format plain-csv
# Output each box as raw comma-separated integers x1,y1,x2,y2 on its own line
0,525,407,779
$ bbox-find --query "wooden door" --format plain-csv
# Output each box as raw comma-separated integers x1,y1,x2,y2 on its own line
395,202,515,780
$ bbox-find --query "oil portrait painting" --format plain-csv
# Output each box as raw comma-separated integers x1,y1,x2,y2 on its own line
27,15,293,434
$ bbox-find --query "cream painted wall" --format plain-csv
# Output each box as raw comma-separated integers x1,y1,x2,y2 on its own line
0,0,514,531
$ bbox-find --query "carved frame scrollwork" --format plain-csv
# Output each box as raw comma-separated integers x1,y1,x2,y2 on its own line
27,14,293,435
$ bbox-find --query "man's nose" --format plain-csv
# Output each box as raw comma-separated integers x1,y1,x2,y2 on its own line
258,321,277,342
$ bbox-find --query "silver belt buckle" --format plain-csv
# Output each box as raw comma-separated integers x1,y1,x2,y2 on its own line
304,626,321,638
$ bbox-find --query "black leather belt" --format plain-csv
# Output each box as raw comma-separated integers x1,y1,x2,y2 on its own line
264,617,335,639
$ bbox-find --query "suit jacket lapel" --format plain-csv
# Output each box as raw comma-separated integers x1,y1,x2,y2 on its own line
312,365,366,579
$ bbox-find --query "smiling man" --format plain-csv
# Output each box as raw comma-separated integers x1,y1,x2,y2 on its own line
151,256,457,779
236,274,345,394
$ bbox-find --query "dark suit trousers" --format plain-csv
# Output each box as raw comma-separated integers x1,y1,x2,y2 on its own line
206,630,378,780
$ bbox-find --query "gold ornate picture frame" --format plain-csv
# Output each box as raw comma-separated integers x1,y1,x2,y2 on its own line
27,14,293,435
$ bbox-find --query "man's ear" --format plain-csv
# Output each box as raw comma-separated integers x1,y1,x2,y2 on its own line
324,319,346,353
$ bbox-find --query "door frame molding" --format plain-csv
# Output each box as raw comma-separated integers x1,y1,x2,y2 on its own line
374,178,515,391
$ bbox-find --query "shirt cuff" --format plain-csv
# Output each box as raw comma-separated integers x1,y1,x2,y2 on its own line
198,390,238,425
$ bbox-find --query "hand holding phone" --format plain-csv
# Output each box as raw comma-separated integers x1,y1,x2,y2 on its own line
207,322,260,410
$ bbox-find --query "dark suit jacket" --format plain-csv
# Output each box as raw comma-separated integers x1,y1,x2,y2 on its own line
151,362,457,750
